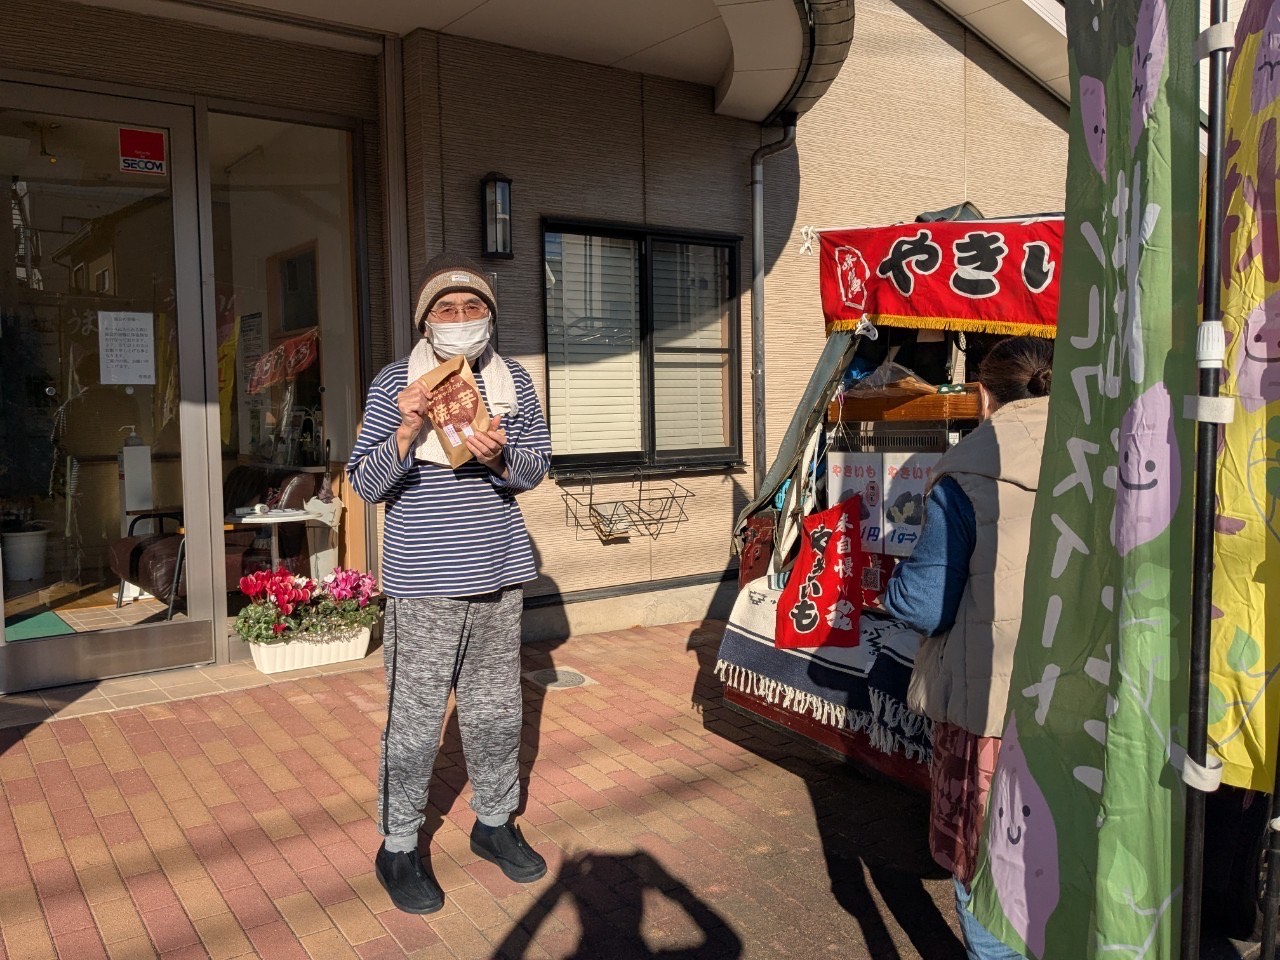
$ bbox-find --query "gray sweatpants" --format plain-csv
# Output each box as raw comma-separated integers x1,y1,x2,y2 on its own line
378,587,524,849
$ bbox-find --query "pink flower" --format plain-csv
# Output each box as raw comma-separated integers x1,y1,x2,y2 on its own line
319,567,378,606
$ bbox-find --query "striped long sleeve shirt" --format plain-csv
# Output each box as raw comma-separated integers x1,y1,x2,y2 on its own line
346,355,552,598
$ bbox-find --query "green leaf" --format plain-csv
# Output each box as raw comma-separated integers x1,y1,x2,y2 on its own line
1102,844,1150,902
1267,417,1280,444
1133,564,1170,601
1208,684,1228,726
1227,628,1261,674
1150,636,1177,681
1267,467,1280,500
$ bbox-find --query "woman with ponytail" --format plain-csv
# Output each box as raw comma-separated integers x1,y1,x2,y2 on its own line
881,335,1055,960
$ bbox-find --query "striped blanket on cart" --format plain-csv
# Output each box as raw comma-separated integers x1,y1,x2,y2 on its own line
715,576,932,764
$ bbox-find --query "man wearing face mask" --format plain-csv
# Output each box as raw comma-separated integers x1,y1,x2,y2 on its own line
347,253,552,915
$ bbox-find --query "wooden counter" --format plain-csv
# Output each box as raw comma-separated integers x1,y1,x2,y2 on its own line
827,384,982,423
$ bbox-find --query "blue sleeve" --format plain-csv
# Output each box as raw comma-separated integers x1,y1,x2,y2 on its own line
490,362,552,495
346,373,414,504
880,476,976,637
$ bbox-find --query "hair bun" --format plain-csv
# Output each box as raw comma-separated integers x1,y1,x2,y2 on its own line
976,335,1056,407
1029,367,1053,396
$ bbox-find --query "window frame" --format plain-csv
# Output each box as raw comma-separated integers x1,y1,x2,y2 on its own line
542,218,743,475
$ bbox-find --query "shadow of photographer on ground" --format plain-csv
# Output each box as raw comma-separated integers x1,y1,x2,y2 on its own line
495,849,744,960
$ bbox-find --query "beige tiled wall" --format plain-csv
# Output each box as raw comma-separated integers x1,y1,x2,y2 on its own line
2,0,380,121
402,31,759,600
3,0,389,573
398,0,1068,600
0,0,1071,624
760,0,1069,467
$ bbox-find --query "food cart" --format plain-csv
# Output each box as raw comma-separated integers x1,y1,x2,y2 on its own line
715,209,1064,791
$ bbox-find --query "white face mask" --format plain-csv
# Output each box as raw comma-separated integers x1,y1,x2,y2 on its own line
429,316,492,361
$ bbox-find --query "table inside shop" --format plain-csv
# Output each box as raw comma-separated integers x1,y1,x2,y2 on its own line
226,511,311,571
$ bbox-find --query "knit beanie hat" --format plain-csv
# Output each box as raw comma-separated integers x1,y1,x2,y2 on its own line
413,253,497,331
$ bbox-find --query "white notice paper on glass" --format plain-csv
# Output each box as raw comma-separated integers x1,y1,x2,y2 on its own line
98,311,155,385
236,312,267,457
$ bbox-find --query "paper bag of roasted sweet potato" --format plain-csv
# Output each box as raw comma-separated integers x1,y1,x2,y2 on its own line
417,355,491,468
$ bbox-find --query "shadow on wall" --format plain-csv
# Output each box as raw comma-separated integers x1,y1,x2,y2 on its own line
762,136,801,280
537,140,800,370
762,135,801,276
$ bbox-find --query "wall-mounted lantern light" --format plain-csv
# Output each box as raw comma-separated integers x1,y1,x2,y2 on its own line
481,172,513,259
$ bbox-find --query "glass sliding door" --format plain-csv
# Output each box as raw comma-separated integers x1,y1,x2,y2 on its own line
208,112,360,638
210,113,359,469
0,83,216,692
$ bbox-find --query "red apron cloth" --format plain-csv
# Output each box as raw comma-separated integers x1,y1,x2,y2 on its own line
928,721,1002,886
775,498,864,648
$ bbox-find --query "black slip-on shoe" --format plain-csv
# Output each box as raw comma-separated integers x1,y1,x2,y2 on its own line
469,821,548,883
375,844,444,914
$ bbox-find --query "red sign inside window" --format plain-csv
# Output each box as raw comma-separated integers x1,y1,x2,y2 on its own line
118,128,167,176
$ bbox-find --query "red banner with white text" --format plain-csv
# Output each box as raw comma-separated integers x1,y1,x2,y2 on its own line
819,218,1063,338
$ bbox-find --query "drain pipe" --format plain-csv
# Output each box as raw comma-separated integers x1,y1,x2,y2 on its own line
750,122,798,493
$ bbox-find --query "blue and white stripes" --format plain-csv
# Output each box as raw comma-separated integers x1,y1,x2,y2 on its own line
347,356,552,598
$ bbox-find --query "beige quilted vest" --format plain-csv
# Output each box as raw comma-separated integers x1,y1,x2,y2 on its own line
906,396,1049,738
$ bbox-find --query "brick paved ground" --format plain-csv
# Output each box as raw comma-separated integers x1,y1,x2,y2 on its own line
0,621,966,960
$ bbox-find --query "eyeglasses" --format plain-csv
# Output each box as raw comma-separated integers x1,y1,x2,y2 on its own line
430,301,490,322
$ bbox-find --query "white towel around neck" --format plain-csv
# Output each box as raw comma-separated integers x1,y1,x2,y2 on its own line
405,339,519,467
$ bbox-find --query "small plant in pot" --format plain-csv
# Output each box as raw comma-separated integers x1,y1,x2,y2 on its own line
0,497,47,533
236,567,381,674
0,498,53,583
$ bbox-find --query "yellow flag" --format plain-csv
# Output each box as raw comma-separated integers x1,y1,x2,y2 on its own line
1209,10,1280,792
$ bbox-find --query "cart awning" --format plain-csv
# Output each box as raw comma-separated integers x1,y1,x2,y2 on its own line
818,217,1064,339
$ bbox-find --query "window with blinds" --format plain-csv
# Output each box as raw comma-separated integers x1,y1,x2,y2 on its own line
651,241,733,452
544,224,741,470
545,233,643,457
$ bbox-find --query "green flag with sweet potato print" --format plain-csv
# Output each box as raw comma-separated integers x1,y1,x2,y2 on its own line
965,0,1198,955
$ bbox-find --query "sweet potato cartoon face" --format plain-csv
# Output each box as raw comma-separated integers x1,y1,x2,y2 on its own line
1111,382,1180,557
1233,293,1280,413
1130,0,1168,152
990,715,1060,958
1080,75,1107,175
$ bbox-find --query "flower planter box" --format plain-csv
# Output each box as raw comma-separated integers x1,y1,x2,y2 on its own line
247,626,372,675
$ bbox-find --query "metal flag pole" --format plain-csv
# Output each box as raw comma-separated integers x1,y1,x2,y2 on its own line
1262,767,1280,956
1180,0,1231,954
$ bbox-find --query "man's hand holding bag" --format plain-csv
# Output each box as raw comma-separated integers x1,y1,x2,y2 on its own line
417,355,490,468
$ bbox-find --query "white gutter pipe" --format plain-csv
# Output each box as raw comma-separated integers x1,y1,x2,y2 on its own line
750,123,798,492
